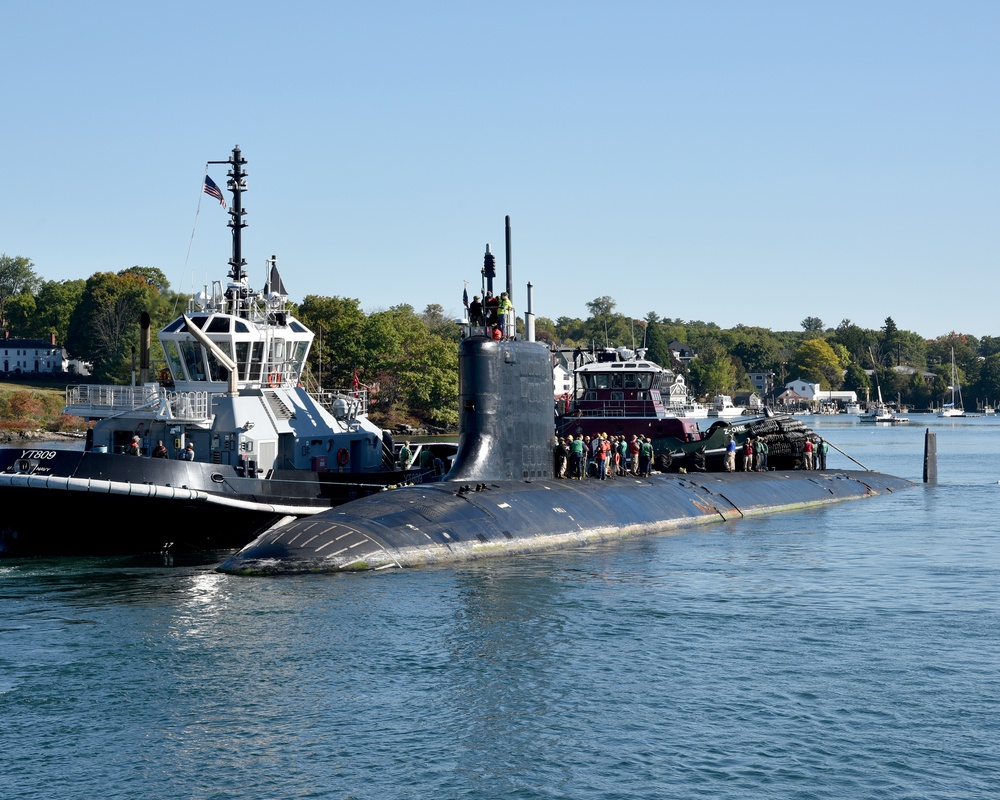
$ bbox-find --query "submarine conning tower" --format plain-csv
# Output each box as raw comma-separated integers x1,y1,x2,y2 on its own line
446,336,554,483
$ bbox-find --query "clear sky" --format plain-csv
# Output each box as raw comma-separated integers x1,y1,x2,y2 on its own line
2,1,997,337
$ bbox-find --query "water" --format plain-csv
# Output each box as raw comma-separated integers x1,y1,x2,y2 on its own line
3,417,1000,799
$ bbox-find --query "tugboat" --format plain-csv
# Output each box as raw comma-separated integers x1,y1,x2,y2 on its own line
554,346,820,472
0,147,433,558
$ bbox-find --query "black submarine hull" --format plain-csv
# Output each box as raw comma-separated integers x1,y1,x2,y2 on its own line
217,469,910,574
219,336,912,575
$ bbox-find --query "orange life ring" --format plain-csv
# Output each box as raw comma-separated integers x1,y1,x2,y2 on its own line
336,447,349,467
267,371,282,387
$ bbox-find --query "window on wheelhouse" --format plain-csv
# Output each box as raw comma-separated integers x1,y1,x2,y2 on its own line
178,340,206,381
206,340,233,382
269,339,286,378
236,341,250,382
287,340,309,383
249,341,265,384
163,340,184,382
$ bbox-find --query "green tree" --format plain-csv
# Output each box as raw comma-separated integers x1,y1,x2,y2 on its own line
972,353,1000,406
27,279,86,343
842,362,870,394
791,338,843,389
800,316,825,335
642,316,673,370
297,295,368,389
553,316,587,346
831,319,877,366
730,327,783,372
365,305,458,429
687,343,738,398
65,272,156,381
119,266,170,293
5,293,37,336
533,316,559,345
0,254,41,332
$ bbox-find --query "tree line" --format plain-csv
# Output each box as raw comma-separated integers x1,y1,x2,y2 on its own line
3,253,1000,429
538,296,1000,410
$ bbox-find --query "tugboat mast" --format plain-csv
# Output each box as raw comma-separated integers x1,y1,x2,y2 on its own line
208,145,248,285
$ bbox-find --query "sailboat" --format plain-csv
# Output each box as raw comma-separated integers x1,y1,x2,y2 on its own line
938,347,966,418
859,348,908,424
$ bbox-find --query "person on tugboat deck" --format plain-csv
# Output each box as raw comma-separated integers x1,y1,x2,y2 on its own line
399,441,413,470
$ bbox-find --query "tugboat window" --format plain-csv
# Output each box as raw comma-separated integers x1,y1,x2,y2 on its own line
179,341,206,381
249,341,265,383
236,342,250,381
163,340,184,381
207,341,232,382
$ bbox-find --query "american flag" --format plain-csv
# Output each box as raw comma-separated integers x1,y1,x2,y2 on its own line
463,287,469,308
203,175,227,209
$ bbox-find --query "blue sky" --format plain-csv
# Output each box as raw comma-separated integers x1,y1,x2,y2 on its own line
2,1,997,337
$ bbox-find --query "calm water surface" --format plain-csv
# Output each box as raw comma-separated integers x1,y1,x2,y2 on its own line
3,417,999,799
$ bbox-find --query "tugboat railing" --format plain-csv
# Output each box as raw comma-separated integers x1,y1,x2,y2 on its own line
65,385,212,421
572,400,665,419
312,388,369,418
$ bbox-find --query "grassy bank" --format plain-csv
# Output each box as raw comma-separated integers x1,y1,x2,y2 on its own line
0,381,85,432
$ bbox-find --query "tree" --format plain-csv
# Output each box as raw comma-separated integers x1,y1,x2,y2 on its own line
119,266,170,293
364,305,458,429
842,362,870,394
730,327,783,372
5,293,36,336
583,295,632,348
533,316,559,345
25,279,86,343
831,319,877,366
0,254,41,332
65,272,155,381
973,353,1000,405
687,343,738,398
800,316,825,333
791,338,843,389
643,316,673,369
297,295,368,388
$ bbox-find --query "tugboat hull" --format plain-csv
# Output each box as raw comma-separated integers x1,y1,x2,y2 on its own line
0,448,416,557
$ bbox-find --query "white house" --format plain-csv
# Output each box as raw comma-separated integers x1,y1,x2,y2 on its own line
784,379,857,406
1,335,68,374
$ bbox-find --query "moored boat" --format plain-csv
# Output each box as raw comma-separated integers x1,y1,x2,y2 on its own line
554,347,818,471
938,347,966,417
708,394,745,418
0,147,436,558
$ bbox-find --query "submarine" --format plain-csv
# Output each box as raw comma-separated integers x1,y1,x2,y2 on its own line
218,220,912,575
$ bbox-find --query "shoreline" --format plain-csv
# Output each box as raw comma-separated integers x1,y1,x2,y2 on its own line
0,429,86,445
